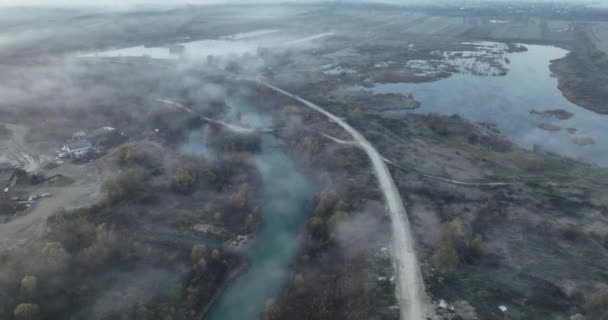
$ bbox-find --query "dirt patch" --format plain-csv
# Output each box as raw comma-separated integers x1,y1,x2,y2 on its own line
537,123,562,131
530,108,574,120
572,136,595,146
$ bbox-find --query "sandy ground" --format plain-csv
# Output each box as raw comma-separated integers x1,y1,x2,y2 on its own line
0,123,106,250
260,80,430,320
0,123,39,172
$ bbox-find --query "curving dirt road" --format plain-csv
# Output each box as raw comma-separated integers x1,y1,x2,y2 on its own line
155,98,272,134
259,80,429,320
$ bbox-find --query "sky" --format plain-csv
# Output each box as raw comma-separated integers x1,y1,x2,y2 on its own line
0,0,602,7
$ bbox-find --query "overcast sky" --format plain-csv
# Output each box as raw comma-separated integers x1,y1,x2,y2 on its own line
0,0,602,8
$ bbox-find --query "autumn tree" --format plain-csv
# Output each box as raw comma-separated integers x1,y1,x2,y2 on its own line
227,186,247,209
20,275,37,298
14,303,40,320
117,144,136,166
328,210,349,230
334,199,350,212
211,249,222,261
293,273,305,287
349,107,363,122
446,217,465,241
175,156,199,194
467,233,484,259
313,189,337,217
586,288,608,316
264,299,280,320
191,244,208,262
42,241,69,269
431,242,459,273
135,305,154,320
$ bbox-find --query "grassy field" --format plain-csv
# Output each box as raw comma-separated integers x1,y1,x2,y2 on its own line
589,22,608,54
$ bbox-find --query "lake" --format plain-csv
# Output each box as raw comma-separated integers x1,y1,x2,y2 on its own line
363,44,608,166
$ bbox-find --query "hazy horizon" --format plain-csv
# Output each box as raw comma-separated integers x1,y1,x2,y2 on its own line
0,0,601,9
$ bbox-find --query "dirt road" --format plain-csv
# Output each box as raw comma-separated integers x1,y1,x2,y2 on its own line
259,80,429,320
0,181,98,249
155,98,272,134
0,123,104,250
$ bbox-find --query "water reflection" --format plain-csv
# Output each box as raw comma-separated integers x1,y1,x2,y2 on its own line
365,45,607,166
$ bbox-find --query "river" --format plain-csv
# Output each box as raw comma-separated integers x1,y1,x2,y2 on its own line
196,98,315,320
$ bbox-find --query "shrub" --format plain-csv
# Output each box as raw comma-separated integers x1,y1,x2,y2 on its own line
0,124,11,138
334,199,350,212
349,108,363,122
328,210,349,230
431,242,459,273
559,223,583,242
586,288,608,315
102,167,146,203
0,193,16,215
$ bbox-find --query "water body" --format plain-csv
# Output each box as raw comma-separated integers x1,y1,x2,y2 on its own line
365,44,608,166
203,134,314,320
79,30,332,60
188,98,315,320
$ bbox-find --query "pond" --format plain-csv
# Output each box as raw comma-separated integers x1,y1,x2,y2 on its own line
363,44,608,166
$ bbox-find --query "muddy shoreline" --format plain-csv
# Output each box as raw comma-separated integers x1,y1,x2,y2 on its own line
549,25,608,114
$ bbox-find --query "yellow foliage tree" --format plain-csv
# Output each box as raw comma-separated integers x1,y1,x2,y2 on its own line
211,249,222,261
14,303,40,320
587,288,608,314
468,233,484,255
328,210,349,229
293,273,305,287
117,144,136,166
42,241,68,267
447,217,465,240
20,275,37,297
191,244,208,262
175,157,198,193
264,298,280,320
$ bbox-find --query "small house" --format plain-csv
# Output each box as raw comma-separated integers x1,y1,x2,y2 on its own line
64,140,93,159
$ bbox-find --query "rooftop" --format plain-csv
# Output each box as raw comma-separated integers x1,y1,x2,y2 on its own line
66,140,93,150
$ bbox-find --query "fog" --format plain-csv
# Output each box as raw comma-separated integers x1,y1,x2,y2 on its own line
0,0,599,9
0,0,607,319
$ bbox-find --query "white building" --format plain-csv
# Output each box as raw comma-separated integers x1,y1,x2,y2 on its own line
63,140,93,159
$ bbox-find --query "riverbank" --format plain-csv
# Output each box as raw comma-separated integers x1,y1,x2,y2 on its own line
550,24,608,114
